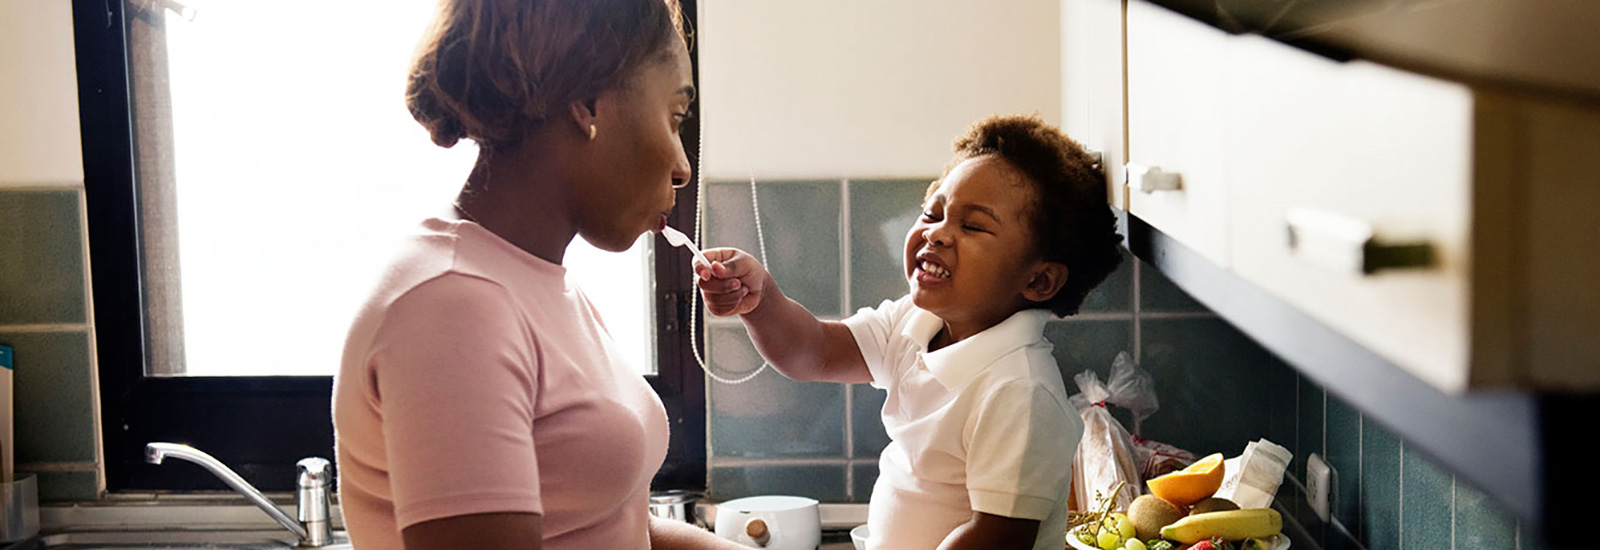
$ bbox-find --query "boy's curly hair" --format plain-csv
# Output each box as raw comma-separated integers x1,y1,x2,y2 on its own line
940,114,1124,317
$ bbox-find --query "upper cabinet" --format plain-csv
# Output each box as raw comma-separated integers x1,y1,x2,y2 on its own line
1121,0,1600,393
1124,0,1231,268
1142,0,1600,103
1061,0,1127,208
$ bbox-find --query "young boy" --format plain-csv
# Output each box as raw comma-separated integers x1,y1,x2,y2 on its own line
695,115,1123,550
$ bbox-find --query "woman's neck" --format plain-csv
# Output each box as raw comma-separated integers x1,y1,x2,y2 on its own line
455,140,578,265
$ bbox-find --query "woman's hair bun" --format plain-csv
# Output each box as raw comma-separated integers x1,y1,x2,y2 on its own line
405,0,686,150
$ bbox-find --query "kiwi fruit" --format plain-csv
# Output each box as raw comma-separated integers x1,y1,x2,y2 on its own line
1189,497,1241,515
1128,494,1187,541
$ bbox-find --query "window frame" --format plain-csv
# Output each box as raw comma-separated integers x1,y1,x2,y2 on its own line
72,0,706,493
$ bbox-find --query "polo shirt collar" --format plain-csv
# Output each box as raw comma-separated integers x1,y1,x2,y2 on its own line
901,307,1053,391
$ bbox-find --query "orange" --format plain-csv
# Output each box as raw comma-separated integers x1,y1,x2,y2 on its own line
1145,453,1225,506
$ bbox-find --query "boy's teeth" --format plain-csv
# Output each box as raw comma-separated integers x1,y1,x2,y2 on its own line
920,261,950,278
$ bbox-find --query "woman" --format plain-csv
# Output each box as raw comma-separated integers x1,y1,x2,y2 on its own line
332,1,742,548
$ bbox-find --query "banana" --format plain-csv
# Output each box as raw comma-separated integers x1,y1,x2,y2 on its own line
1158,508,1283,544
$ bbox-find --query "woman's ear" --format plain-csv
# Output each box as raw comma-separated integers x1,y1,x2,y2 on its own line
1021,261,1069,303
567,98,599,140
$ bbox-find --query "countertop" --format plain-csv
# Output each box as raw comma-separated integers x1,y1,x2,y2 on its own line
821,530,856,550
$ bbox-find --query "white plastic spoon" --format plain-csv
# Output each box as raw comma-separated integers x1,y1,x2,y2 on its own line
660,225,710,268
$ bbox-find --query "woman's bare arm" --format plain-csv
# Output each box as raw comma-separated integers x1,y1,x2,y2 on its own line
936,512,1042,550
402,512,542,550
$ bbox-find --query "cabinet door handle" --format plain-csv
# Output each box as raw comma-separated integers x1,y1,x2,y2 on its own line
1126,163,1182,193
1285,207,1434,275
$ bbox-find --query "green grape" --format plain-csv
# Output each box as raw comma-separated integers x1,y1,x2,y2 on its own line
1114,515,1136,539
1077,529,1098,546
1097,531,1124,550
1124,539,1148,550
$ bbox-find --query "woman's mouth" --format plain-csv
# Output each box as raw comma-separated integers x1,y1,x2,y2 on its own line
656,212,670,232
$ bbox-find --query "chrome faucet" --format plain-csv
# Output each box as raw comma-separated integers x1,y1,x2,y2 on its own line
145,442,335,547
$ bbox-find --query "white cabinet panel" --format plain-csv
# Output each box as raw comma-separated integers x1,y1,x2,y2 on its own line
1223,35,1476,391
1126,0,1231,267
1062,0,1127,207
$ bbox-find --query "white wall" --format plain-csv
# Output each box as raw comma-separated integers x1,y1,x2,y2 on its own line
1,0,85,187
699,0,1061,180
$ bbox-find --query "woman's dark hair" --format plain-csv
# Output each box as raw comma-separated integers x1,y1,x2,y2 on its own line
941,114,1125,317
406,0,687,149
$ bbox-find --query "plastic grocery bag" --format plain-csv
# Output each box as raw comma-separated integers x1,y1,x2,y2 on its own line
1068,352,1160,513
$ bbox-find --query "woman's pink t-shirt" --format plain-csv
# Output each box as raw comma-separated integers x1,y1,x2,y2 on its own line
333,218,669,549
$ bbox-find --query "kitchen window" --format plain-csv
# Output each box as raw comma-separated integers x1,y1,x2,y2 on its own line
73,0,705,492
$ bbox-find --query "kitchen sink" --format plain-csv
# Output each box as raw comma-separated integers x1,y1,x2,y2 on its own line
2,529,352,550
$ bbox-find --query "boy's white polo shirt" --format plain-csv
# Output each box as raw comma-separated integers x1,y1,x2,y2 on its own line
844,296,1083,550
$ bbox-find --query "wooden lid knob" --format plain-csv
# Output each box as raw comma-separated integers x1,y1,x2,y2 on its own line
745,517,771,546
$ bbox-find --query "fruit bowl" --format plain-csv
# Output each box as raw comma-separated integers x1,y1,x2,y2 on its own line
1066,525,1291,550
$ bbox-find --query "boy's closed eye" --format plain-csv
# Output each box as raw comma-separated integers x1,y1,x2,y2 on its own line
921,206,999,234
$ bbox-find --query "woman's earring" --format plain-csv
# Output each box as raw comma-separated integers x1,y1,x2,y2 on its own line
588,124,597,141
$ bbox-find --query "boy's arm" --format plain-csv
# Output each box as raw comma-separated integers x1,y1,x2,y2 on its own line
935,512,1042,550
695,248,870,384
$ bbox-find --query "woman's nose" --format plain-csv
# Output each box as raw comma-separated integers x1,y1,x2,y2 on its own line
671,144,692,189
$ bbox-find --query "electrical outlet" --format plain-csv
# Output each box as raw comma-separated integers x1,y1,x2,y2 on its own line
1306,453,1333,521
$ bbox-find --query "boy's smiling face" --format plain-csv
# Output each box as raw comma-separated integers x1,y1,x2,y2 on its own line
905,155,1062,341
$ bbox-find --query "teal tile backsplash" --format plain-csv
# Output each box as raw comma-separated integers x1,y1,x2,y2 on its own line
1,330,95,465
850,384,889,458
1079,249,1134,314
1363,415,1404,549
846,179,928,312
0,187,100,502
708,326,845,458
706,180,843,317
1139,317,1280,458
1403,445,1455,550
1325,395,1362,542
1045,319,1132,380
0,189,86,325
712,464,848,503
1457,480,1518,549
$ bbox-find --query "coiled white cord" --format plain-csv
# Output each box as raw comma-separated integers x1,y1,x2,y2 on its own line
684,127,770,385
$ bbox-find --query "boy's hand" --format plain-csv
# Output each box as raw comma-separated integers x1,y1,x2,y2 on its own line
694,248,769,317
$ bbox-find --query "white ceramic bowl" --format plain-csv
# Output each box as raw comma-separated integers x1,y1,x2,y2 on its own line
713,495,821,550
1065,524,1291,550
850,524,870,550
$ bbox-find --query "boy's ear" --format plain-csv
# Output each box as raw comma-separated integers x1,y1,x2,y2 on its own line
1021,261,1069,304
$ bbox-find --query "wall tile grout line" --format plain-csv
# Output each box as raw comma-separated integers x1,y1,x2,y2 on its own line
711,457,864,467
0,182,85,191
0,324,92,332
1132,311,1214,320
1358,411,1365,545
839,178,853,502
14,461,99,472
78,186,105,492
1059,312,1135,322
1399,439,1406,550
1130,260,1142,364
1321,382,1327,548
